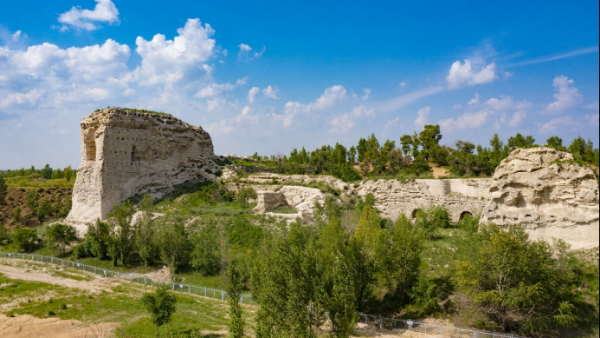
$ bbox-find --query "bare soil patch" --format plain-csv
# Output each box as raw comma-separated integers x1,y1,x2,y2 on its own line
0,314,117,338
0,259,116,293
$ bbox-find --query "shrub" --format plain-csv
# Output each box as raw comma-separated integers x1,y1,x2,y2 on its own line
11,227,39,252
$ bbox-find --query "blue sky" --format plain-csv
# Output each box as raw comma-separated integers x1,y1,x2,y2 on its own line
0,0,598,169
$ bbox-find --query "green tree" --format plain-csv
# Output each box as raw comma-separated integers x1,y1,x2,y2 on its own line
191,223,222,276
418,124,442,162
158,222,191,273
135,214,158,266
25,190,39,212
456,224,578,334
0,176,7,204
12,227,38,252
140,194,154,210
237,187,257,206
546,136,565,150
107,200,135,265
507,133,536,150
354,205,380,256
0,223,9,245
13,207,21,224
86,219,110,259
226,260,245,338
45,223,78,255
37,198,51,223
142,287,177,338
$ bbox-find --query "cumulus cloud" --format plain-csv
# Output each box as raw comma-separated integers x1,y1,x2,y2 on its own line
446,60,498,89
275,85,348,128
133,19,215,86
236,77,248,85
248,87,260,104
585,101,599,110
509,111,526,128
330,106,375,134
439,111,492,132
195,82,235,98
414,106,430,128
58,0,119,31
362,88,371,100
263,85,278,99
546,75,583,113
238,43,265,61
539,116,573,134
468,93,480,105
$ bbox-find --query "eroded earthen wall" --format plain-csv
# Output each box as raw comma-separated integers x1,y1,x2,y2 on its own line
67,108,220,226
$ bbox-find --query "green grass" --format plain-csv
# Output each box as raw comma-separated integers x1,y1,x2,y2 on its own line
271,206,298,214
1,272,256,337
3,177,75,188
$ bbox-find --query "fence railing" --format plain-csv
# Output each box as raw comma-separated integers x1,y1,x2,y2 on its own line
0,251,255,305
358,313,526,338
0,251,526,338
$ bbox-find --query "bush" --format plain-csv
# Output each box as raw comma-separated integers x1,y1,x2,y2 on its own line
11,227,39,252
459,213,479,233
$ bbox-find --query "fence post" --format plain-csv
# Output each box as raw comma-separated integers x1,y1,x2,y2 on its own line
130,273,132,282
440,324,443,334
188,285,190,293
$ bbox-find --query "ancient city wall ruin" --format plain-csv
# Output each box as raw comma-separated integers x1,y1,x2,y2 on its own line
66,108,220,225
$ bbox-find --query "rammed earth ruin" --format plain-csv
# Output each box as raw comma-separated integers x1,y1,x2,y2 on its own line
66,108,221,226
67,109,600,249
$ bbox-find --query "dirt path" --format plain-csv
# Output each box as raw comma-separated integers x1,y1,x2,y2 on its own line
0,314,117,338
0,260,117,293
353,323,448,338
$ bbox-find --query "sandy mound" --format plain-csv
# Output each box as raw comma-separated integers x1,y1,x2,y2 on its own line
0,314,117,338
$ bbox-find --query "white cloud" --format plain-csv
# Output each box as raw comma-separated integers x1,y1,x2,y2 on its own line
58,0,119,31
546,75,583,113
446,60,498,89
439,111,491,132
362,88,371,100
133,19,215,86
314,85,347,110
378,86,444,113
414,106,430,128
584,101,599,110
236,77,248,85
263,85,278,99
330,106,375,134
399,82,407,89
11,30,25,42
539,116,573,134
509,111,525,127
468,93,480,105
0,89,45,109
585,114,599,126
238,43,265,61
195,82,235,98
486,96,514,111
248,87,260,104
384,117,402,130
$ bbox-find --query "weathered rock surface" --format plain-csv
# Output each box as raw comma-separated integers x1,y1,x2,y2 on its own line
240,173,349,192
354,178,492,222
253,185,332,220
242,148,599,248
480,147,599,249
66,108,219,225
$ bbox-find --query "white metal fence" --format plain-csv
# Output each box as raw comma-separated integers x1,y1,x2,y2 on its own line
0,251,255,305
358,312,526,338
0,251,527,338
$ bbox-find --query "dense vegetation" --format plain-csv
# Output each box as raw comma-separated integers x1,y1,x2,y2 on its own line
0,164,76,188
243,126,599,181
1,181,597,338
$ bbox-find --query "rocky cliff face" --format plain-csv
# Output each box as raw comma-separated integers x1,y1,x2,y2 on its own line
480,147,599,249
66,108,220,225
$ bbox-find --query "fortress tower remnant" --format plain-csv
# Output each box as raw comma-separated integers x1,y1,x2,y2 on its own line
66,108,220,226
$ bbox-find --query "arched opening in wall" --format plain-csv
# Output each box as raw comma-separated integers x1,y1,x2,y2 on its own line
84,127,98,161
131,146,140,162
459,211,473,221
411,209,420,221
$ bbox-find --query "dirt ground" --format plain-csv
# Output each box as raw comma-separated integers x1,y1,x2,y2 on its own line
0,314,117,338
353,323,448,338
0,187,72,228
0,259,117,294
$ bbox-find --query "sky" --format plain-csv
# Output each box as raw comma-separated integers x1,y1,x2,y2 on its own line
0,0,598,169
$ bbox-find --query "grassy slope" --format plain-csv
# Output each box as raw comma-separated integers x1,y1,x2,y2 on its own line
0,267,256,337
